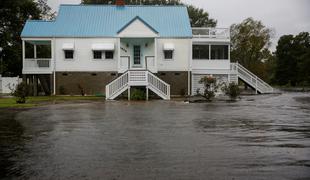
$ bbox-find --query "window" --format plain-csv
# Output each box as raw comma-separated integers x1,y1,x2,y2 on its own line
105,51,114,59
25,42,34,58
193,45,209,59
93,51,102,59
64,50,74,59
164,50,173,59
211,45,228,60
36,44,51,58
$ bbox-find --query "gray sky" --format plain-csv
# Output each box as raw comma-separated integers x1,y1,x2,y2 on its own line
48,0,310,51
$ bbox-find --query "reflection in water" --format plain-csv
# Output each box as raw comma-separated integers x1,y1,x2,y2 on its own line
0,92,310,179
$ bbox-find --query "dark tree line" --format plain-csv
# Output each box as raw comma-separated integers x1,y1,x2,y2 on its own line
0,0,54,76
274,32,310,86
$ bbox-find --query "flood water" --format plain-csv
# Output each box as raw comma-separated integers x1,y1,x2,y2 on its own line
0,92,310,180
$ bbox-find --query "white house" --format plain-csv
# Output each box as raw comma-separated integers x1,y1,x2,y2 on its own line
20,2,273,100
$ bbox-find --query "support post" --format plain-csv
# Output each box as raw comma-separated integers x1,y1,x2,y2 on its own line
255,76,258,94
128,86,130,101
146,86,149,101
33,75,38,96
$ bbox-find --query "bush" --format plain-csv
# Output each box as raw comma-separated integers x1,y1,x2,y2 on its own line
130,88,145,100
77,84,85,96
12,82,30,104
198,75,218,101
59,85,66,95
223,82,240,101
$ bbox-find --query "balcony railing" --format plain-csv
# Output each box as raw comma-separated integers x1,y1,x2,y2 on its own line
192,28,230,39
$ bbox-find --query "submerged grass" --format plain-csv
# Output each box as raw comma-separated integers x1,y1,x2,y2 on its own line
0,96,104,108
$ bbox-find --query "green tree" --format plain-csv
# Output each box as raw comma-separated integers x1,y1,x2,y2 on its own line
274,32,310,86
82,0,217,27
0,0,54,76
230,17,273,81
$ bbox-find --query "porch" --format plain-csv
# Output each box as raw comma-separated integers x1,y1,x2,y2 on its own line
118,38,158,73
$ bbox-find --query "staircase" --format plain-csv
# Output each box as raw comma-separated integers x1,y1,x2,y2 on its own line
106,70,170,100
230,62,274,94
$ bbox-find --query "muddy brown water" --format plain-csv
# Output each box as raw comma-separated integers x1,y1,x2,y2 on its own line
0,92,310,180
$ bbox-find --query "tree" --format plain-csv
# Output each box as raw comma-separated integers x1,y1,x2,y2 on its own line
0,0,54,76
274,32,310,86
82,0,217,27
187,5,216,27
230,17,273,81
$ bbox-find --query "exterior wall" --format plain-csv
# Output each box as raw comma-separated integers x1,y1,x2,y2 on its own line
191,41,230,73
22,38,54,74
118,19,158,37
55,38,119,72
120,38,155,69
157,38,191,71
157,71,188,96
192,73,228,95
55,72,118,95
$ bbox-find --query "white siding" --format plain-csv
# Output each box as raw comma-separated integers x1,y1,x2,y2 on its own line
157,38,191,71
118,19,158,38
192,74,228,95
55,38,118,72
120,38,155,69
192,60,230,73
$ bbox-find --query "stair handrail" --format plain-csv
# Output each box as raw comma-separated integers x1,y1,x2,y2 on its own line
147,72,170,99
106,72,129,99
234,62,273,92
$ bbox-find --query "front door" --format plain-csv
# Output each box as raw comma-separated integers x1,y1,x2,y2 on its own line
133,45,141,67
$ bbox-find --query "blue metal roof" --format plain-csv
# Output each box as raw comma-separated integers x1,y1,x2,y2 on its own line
21,5,192,38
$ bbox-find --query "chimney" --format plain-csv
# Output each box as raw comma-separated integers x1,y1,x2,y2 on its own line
116,0,125,6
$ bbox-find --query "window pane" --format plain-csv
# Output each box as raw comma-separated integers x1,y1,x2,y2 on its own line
211,45,228,60
25,42,34,58
105,51,113,59
164,50,173,59
192,45,209,59
36,44,51,58
93,51,102,59
65,50,74,59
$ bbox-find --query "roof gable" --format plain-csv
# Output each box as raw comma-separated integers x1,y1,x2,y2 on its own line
21,5,193,38
117,16,158,37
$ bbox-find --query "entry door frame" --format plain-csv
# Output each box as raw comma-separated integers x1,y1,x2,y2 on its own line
133,45,142,68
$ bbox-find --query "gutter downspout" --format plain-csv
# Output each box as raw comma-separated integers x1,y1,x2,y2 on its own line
53,37,56,95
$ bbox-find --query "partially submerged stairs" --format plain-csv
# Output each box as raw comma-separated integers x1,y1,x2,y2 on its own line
106,70,170,100
230,62,274,94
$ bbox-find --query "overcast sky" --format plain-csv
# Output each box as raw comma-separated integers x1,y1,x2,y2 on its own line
48,0,310,51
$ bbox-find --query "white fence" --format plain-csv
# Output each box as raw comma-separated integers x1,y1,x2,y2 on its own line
0,75,22,94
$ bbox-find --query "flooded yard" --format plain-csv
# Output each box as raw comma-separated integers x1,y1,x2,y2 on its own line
0,92,310,179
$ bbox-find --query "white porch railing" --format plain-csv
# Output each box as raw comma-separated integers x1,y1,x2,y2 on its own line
24,58,51,68
105,72,129,100
148,72,170,100
230,62,273,93
105,70,170,100
192,28,230,39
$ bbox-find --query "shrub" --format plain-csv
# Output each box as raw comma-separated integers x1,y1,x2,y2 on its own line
223,82,240,101
198,75,218,101
77,84,85,96
12,82,30,104
130,88,145,100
